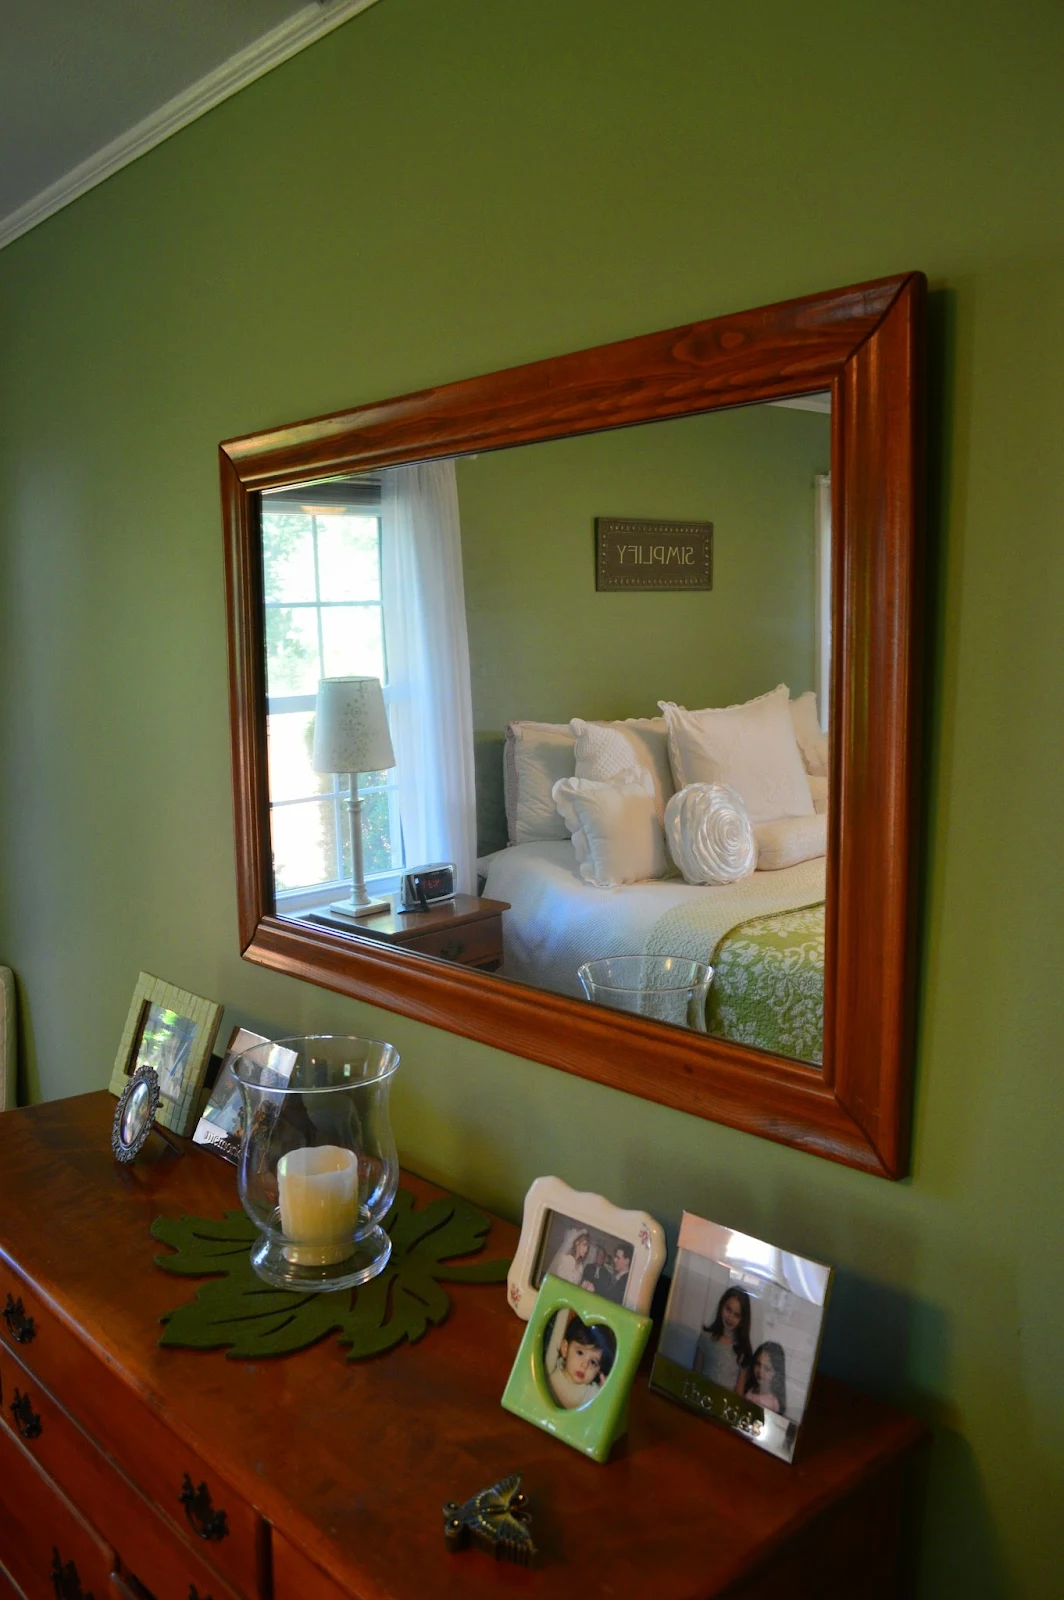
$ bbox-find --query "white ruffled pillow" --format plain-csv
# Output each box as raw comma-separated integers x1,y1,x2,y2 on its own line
571,716,674,823
789,690,829,777
664,784,756,886
552,769,667,888
659,685,814,825
806,775,828,814
754,813,828,871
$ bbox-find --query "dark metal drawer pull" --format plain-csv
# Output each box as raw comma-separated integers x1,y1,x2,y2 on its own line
11,1387,42,1440
3,1292,36,1344
179,1474,229,1542
51,1547,94,1600
439,939,465,961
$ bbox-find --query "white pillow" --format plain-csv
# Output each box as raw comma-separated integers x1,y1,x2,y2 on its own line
754,813,827,871
807,775,828,814
571,717,675,823
551,769,667,888
659,685,814,824
790,691,829,777
504,721,575,844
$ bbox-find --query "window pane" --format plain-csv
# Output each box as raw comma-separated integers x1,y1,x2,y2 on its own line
271,798,340,892
268,711,331,802
321,606,384,678
262,513,317,602
265,607,321,696
317,515,382,602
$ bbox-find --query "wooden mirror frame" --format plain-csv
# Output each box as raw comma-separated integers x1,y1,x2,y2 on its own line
221,271,925,1179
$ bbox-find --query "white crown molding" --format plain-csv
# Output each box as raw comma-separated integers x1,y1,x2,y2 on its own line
0,0,385,253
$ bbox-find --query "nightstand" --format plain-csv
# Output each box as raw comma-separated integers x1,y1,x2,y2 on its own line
308,894,508,971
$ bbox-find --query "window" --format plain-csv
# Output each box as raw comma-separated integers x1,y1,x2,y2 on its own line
261,481,403,911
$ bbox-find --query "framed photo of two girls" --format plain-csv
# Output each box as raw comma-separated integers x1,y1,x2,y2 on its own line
649,1211,834,1462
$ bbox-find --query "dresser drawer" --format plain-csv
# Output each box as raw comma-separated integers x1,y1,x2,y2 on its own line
0,1265,262,1599
273,1532,350,1600
0,1420,115,1600
403,913,503,967
0,1343,247,1600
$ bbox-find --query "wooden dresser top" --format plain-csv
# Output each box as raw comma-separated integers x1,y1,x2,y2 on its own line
0,1092,924,1599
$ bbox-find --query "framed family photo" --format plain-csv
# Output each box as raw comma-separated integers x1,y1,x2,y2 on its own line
501,1275,652,1463
108,972,223,1138
192,1026,270,1162
649,1212,833,1462
507,1176,665,1320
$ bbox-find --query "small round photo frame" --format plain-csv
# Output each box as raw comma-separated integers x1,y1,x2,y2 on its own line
111,1065,162,1165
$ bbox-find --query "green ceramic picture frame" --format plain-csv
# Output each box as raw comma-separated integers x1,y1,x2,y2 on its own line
501,1274,652,1463
109,972,223,1138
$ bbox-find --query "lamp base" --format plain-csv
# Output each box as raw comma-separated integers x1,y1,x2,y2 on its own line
327,897,391,921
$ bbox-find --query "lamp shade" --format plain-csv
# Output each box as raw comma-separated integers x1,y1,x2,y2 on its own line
312,677,395,775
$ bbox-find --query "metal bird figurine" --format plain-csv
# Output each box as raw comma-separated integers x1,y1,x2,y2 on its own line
443,1472,537,1566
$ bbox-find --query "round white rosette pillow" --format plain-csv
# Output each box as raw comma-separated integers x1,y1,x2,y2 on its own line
664,782,757,885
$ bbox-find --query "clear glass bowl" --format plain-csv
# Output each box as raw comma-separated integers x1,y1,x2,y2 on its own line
232,1035,400,1292
577,956,713,1032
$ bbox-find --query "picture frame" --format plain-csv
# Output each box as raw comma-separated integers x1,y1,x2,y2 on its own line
191,1025,274,1163
506,1176,665,1320
108,972,223,1138
501,1275,652,1463
649,1212,833,1463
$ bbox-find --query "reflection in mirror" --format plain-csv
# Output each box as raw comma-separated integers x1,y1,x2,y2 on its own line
259,395,831,1066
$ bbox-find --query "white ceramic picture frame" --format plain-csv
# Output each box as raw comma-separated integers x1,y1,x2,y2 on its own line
507,1176,666,1321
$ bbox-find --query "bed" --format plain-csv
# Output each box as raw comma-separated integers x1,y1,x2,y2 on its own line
481,842,825,1065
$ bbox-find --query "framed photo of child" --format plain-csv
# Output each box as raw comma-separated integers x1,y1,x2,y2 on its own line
501,1275,652,1463
507,1175,665,1320
649,1212,833,1463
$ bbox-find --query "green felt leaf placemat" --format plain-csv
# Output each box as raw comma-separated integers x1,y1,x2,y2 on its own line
151,1189,511,1360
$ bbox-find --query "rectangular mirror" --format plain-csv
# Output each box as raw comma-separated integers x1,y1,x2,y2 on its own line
259,396,832,1068
221,273,924,1177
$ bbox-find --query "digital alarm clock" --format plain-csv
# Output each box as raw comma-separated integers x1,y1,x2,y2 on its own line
398,862,457,912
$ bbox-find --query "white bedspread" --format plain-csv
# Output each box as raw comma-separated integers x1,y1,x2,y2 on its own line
481,842,826,998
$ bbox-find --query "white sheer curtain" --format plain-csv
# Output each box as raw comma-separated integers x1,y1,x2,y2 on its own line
380,461,477,895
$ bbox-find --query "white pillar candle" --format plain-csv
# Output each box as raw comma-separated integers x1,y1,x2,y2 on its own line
277,1145,360,1266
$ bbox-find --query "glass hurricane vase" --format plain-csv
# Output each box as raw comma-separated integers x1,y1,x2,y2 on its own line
232,1035,400,1292
577,956,713,1032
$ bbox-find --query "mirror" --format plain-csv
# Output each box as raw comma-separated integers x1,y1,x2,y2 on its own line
221,272,924,1178
258,395,832,1067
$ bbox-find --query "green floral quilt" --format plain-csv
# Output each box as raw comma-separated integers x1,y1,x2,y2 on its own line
706,903,824,1064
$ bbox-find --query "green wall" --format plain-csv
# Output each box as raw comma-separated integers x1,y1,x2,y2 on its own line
0,2,1061,1593
458,404,829,729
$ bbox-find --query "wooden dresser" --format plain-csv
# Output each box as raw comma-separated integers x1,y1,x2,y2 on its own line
0,1093,925,1600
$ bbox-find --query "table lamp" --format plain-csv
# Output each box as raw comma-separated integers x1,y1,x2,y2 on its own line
312,676,396,920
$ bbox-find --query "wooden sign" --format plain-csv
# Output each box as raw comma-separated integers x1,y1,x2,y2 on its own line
595,518,713,591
